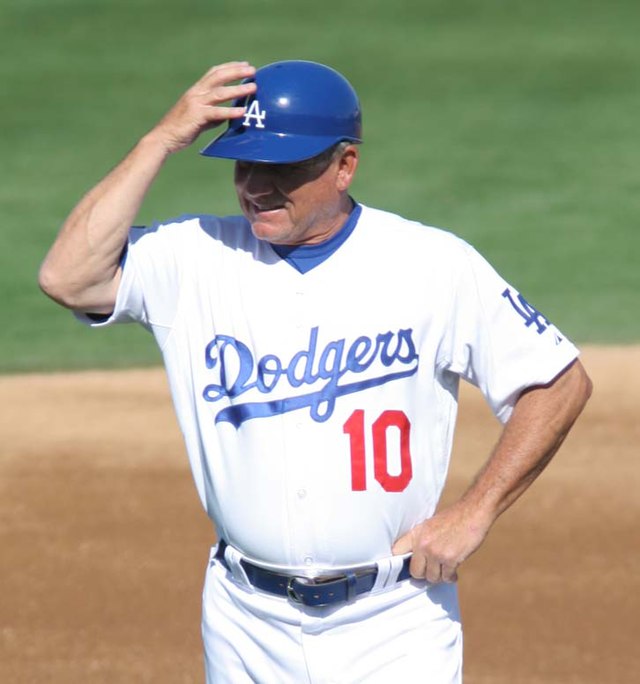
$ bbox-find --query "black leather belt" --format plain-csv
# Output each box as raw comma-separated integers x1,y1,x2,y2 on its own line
214,540,412,608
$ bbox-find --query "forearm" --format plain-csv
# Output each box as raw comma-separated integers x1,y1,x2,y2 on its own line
39,61,257,314
38,133,169,313
460,359,593,525
393,359,592,583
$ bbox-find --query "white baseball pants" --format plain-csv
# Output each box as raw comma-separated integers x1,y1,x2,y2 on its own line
201,545,463,683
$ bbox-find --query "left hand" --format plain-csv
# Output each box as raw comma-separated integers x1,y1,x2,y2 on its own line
392,500,494,584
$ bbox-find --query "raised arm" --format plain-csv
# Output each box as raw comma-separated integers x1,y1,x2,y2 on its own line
393,358,593,582
38,61,257,314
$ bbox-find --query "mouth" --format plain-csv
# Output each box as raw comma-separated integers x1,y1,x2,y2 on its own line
250,201,286,217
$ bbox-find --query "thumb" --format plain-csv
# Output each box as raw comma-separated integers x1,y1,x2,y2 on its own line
392,530,413,556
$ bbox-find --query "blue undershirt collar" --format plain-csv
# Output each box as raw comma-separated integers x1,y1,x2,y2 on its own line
271,202,362,274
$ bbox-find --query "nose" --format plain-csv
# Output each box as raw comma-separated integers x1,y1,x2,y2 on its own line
235,162,277,199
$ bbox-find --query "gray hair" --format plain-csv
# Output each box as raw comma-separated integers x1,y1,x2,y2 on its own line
298,140,357,169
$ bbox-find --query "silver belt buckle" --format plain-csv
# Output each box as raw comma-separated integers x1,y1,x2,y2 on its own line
286,576,304,604
286,573,348,606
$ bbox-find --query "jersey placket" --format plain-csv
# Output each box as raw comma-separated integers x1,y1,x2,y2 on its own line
281,280,319,568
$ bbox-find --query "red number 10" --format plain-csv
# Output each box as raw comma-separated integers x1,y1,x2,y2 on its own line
342,409,413,492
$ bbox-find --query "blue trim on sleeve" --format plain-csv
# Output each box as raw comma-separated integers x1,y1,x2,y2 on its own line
83,234,132,321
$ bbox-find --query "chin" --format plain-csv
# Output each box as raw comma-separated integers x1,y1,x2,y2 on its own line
250,220,290,244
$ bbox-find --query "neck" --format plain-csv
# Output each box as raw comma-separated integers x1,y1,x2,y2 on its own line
289,195,355,246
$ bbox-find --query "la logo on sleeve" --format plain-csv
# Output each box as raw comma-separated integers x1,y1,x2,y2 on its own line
501,288,550,335
242,100,266,129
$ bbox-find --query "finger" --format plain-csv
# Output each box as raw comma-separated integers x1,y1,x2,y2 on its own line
201,81,256,106
391,532,413,556
425,561,443,584
441,564,459,584
197,106,247,131
189,80,256,117
408,553,427,580
219,82,257,100
186,82,256,130
199,62,256,90
201,60,253,79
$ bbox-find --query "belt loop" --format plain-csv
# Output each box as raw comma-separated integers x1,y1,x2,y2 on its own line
222,542,255,593
372,554,407,593
346,571,358,602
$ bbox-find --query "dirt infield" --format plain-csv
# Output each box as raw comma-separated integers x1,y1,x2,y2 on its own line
1,346,638,683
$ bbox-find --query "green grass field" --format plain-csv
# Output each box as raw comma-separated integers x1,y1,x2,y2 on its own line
2,0,639,372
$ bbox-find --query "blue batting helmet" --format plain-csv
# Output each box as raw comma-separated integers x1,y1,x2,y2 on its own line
200,60,362,164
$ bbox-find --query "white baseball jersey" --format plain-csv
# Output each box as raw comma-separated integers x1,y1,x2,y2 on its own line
80,204,579,569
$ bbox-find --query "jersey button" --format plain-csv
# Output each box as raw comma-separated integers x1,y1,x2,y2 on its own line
297,489,307,499
304,556,313,566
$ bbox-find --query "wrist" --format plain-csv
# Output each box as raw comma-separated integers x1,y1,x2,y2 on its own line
456,490,501,530
137,129,176,162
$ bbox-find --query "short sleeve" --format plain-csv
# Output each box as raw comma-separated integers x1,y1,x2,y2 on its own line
439,240,579,423
74,223,181,341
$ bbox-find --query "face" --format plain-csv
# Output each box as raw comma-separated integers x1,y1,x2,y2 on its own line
234,145,358,246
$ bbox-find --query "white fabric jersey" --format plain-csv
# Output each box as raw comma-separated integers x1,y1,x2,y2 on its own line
81,204,579,569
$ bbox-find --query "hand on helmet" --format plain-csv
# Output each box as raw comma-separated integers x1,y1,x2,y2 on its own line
151,61,257,155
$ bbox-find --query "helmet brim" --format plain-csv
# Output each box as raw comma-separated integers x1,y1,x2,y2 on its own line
200,127,359,164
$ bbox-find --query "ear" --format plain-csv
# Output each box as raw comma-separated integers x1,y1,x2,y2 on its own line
335,145,359,192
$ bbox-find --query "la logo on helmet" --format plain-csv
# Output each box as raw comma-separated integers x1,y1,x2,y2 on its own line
242,100,266,129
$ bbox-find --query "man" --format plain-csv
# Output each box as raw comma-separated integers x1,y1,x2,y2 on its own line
39,60,592,682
